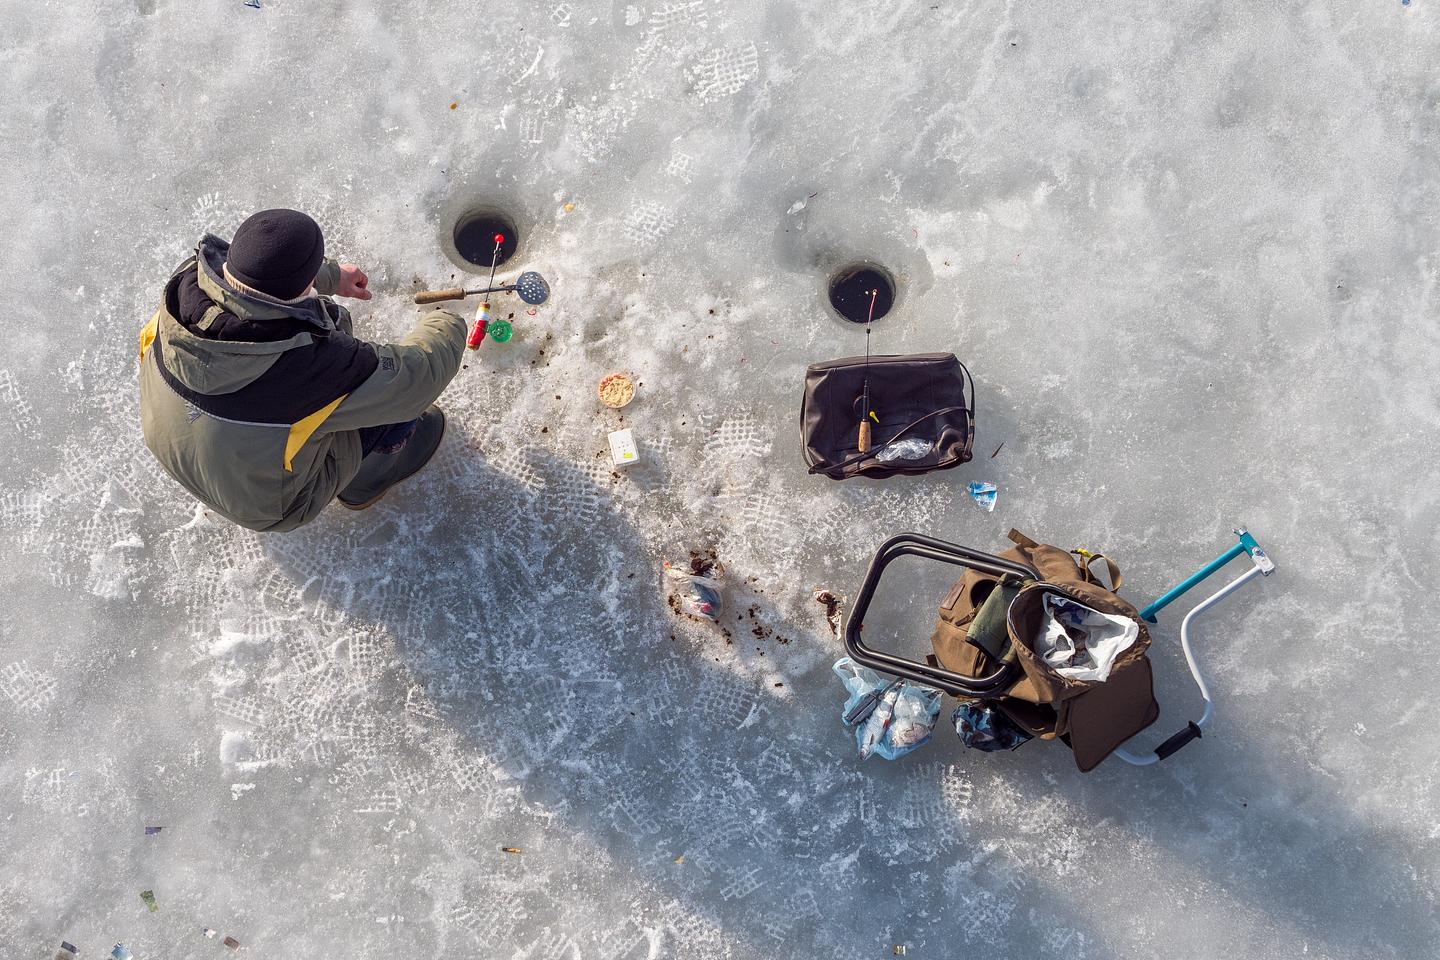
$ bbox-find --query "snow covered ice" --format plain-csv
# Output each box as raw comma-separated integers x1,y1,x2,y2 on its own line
1,1,1438,957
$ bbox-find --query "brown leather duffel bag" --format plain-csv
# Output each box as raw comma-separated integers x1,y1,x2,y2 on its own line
801,353,975,480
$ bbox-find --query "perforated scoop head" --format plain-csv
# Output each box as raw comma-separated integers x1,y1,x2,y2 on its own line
515,271,550,305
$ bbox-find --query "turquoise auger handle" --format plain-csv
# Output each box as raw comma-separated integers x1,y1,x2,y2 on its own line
1235,528,1275,574
1140,527,1275,623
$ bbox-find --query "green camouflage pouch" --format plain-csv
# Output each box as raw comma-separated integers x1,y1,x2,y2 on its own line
964,576,1027,663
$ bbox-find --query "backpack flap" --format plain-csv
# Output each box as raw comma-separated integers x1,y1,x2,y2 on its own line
1064,658,1160,771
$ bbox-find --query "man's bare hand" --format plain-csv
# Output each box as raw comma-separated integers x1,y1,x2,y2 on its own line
336,263,372,300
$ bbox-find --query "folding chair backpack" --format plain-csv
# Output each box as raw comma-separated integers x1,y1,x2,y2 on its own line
845,530,1160,771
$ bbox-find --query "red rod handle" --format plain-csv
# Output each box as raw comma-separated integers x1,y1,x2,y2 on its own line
466,320,488,350
466,302,492,350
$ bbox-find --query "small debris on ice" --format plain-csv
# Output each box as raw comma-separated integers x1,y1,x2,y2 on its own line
814,590,844,636
787,191,818,215
140,890,158,912
501,846,523,854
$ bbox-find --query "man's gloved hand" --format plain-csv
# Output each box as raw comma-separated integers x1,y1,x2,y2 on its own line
336,263,372,300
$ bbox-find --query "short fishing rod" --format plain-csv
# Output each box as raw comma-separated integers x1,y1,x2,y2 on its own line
465,235,505,350
857,288,879,453
409,231,552,350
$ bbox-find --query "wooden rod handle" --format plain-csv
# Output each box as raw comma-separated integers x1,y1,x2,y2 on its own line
858,420,873,453
414,287,467,304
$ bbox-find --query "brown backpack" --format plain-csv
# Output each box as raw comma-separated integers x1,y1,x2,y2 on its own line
931,530,1159,771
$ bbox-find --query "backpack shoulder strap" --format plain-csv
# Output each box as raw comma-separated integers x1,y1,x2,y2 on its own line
1071,548,1122,592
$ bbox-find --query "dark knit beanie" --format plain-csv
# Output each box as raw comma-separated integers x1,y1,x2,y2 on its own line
226,209,326,300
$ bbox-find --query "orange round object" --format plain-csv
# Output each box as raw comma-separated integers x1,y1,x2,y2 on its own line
598,373,636,408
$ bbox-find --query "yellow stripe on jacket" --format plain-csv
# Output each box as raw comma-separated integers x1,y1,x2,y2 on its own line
139,312,159,359
283,394,348,472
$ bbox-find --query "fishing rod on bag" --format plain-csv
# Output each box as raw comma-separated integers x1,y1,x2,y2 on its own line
858,287,879,452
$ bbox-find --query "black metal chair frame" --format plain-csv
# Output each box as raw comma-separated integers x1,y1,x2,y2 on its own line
843,533,1038,698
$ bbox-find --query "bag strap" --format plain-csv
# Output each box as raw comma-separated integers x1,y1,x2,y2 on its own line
806,405,969,475
1007,529,1039,549
956,358,976,461
1071,548,1123,592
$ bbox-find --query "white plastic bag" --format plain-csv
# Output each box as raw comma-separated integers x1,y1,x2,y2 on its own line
1035,593,1138,682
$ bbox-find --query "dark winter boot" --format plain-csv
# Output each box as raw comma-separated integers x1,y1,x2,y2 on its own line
338,406,446,510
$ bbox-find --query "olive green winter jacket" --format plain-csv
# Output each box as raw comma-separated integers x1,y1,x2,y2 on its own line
139,235,467,532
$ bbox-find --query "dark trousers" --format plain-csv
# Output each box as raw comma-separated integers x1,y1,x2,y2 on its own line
357,418,419,457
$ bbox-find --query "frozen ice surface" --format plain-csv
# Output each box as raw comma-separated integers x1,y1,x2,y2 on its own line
1,0,1437,957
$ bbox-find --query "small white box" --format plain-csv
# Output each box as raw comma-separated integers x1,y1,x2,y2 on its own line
608,428,639,466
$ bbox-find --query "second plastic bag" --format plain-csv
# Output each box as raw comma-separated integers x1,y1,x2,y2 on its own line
1035,592,1139,682
832,657,942,760
663,558,724,622
953,702,1033,752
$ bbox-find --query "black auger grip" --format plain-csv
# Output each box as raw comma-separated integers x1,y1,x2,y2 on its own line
1154,721,1203,761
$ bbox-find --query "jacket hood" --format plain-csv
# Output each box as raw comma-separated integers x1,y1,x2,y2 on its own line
194,234,337,330
156,235,342,397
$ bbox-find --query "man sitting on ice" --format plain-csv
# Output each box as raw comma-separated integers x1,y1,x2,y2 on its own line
139,208,466,531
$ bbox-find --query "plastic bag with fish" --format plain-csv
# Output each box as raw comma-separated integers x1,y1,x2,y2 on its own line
832,657,942,760
664,558,724,622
